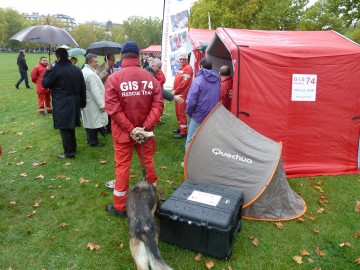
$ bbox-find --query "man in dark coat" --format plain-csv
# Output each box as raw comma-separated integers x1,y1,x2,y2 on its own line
15,50,31,89
42,48,86,159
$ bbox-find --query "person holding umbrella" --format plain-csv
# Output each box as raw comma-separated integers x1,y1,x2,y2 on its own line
15,50,31,89
42,48,86,159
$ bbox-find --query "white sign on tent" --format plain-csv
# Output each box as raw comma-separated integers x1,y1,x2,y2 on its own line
291,74,317,101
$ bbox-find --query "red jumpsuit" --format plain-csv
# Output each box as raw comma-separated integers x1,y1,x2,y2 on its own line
31,60,52,114
105,57,164,212
220,75,233,111
173,64,193,135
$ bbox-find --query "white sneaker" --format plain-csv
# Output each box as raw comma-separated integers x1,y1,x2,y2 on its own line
105,180,115,189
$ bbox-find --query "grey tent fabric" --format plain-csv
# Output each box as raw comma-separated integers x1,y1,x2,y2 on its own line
184,104,306,221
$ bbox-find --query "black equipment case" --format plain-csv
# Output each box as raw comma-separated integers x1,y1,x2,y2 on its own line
157,180,244,259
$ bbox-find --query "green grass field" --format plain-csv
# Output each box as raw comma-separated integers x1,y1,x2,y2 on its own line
0,53,359,270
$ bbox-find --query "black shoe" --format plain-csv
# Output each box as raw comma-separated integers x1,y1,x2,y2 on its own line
90,143,105,147
57,154,75,159
106,204,127,218
15,84,19,89
172,129,180,134
174,134,187,139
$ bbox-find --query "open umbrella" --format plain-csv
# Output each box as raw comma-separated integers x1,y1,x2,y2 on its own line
86,41,122,56
68,48,86,57
11,25,79,61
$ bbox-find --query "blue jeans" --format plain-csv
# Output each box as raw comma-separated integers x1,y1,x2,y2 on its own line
185,118,200,153
16,70,30,87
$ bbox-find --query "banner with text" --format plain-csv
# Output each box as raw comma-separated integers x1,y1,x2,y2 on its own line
161,0,191,90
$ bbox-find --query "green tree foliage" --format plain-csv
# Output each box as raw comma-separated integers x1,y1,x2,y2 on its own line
70,24,98,49
190,0,308,30
122,16,162,48
111,25,126,44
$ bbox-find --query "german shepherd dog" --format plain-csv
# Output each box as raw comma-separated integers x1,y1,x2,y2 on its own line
126,181,173,270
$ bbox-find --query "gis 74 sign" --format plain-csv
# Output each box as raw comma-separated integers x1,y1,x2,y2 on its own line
291,74,317,101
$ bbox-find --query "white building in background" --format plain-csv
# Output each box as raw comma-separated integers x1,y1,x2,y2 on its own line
22,12,77,30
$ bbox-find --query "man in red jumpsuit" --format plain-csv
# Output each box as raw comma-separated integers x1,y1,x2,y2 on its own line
219,65,233,111
105,41,164,217
31,56,52,116
172,53,193,139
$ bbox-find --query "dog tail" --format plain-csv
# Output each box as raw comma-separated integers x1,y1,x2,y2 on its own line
144,235,173,270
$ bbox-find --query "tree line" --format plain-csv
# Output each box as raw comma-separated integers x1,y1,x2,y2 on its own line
190,0,359,42
1,0,359,52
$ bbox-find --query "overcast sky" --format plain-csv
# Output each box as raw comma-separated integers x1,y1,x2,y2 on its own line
1,0,317,24
0,0,165,24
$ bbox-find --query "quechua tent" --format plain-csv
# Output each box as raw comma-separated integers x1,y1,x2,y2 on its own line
205,28,360,178
184,104,306,221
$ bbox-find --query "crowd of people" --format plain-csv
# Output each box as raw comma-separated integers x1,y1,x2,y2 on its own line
17,42,233,218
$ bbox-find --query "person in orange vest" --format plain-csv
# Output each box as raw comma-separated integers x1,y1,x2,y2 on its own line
105,41,164,217
31,56,52,116
219,65,233,111
172,53,193,139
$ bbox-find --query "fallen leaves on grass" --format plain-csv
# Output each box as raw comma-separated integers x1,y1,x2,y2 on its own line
249,236,259,247
16,161,24,166
297,217,306,223
0,130,5,134
65,162,71,166
315,247,326,256
99,160,107,165
129,173,139,178
9,201,16,205
355,258,360,265
118,243,124,249
300,249,310,256
355,201,360,212
316,208,325,214
32,161,47,166
313,228,319,234
160,165,167,170
35,174,44,179
274,221,284,229
79,177,89,184
20,172,28,177
353,232,360,238
339,242,352,247
8,150,17,154
87,242,101,251
293,255,303,264
305,214,315,221
16,132,23,136
33,201,41,208
57,174,71,180
6,162,13,165
58,222,67,227
27,211,36,218
205,260,214,269
194,253,202,262
166,180,174,185
24,145,32,149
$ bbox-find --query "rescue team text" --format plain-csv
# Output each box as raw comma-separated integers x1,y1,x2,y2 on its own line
120,81,155,97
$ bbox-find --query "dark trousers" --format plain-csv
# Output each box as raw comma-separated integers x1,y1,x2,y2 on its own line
16,70,30,88
86,128,100,146
60,129,76,157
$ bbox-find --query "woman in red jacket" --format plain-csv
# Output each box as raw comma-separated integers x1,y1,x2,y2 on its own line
31,56,52,116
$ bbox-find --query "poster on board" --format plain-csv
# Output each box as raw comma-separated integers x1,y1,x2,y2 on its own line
161,0,192,90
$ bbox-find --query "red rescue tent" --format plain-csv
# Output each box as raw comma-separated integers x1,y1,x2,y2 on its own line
205,28,360,178
186,28,215,75
140,45,161,54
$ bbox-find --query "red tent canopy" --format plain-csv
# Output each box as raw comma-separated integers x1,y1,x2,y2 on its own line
206,28,360,178
140,45,161,54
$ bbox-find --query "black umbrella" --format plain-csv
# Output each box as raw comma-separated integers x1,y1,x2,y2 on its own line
86,41,122,56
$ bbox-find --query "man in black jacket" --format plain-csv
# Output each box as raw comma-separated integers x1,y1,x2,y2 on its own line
15,50,31,89
42,48,86,159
